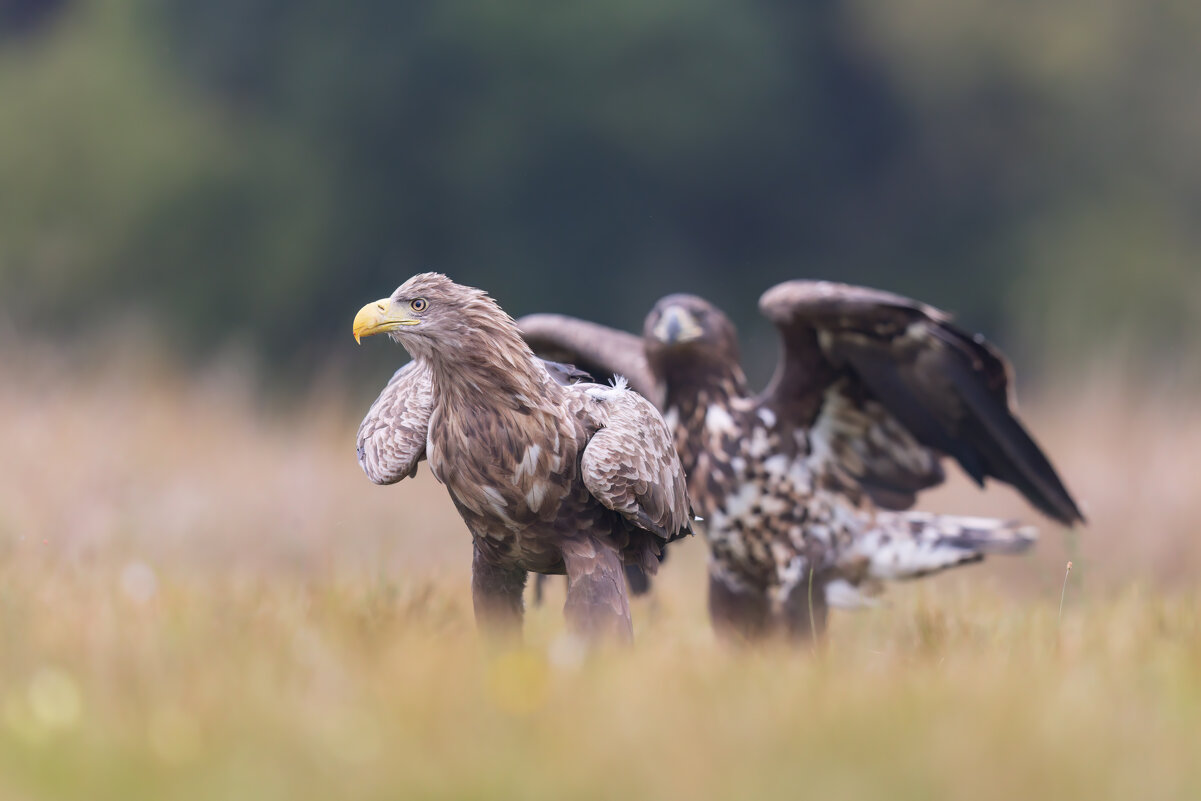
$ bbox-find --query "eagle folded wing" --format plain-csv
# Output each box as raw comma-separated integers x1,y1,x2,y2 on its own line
579,389,692,543
357,360,434,485
759,280,1083,525
518,314,663,406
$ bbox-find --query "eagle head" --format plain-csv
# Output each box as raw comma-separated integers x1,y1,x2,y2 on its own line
643,294,741,374
353,273,513,359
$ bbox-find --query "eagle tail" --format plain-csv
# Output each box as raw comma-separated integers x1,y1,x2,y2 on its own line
847,511,1036,582
824,578,886,609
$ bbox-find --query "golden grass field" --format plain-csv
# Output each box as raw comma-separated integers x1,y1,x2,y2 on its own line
2,346,1200,800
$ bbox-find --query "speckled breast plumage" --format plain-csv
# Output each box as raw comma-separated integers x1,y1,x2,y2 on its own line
672,393,869,591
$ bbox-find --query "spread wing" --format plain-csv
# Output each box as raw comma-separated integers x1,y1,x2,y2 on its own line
357,360,433,485
518,314,663,406
579,388,692,542
759,280,1083,525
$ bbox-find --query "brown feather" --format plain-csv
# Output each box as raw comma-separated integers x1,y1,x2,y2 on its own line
761,279,1083,524
356,274,692,641
356,360,432,485
518,314,663,405
522,281,1083,642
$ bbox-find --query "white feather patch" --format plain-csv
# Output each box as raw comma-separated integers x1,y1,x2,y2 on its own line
747,427,772,458
525,482,549,513
825,579,883,609
513,444,542,482
481,486,508,513
762,454,790,478
585,375,630,401
720,481,763,521
705,404,736,433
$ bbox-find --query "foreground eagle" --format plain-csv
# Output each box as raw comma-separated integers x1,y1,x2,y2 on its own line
520,281,1083,640
352,273,692,642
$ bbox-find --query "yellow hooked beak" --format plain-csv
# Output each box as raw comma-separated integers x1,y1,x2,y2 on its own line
652,304,704,344
352,297,420,344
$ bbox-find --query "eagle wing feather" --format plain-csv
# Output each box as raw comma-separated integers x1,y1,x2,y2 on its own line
519,314,663,406
759,280,1083,525
579,388,692,544
356,360,433,485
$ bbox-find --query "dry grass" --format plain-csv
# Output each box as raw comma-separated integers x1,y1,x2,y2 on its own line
1,348,1200,800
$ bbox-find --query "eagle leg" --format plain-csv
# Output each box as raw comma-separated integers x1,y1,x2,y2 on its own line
529,564,650,610
707,570,772,643
624,563,653,596
560,537,634,644
471,544,527,639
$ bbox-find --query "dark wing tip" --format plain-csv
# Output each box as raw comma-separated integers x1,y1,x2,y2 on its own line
769,281,1085,528
937,340,1085,528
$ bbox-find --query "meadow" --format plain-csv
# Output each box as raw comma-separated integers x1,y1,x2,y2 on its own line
1,345,1199,800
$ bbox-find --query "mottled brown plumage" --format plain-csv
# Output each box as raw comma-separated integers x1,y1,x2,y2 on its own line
353,273,692,641
520,280,1083,641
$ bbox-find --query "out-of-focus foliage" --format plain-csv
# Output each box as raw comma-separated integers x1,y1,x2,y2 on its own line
0,0,1198,372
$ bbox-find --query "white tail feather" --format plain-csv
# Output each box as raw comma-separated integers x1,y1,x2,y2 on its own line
844,511,1037,582
824,578,885,609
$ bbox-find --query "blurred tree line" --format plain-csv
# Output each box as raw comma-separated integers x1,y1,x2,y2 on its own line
1,0,1198,379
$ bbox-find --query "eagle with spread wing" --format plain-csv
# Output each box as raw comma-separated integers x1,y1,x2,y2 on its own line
520,280,1083,641
352,273,692,642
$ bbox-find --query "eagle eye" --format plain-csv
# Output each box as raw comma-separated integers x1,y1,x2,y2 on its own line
410,298,428,313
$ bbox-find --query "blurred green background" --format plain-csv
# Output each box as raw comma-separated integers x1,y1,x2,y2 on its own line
1,0,1198,379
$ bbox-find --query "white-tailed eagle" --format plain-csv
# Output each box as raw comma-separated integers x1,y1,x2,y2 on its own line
520,280,1083,641
353,273,692,642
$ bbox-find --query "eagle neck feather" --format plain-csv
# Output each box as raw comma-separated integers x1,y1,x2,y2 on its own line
422,326,573,518
664,379,739,480
661,357,748,409
426,331,552,413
